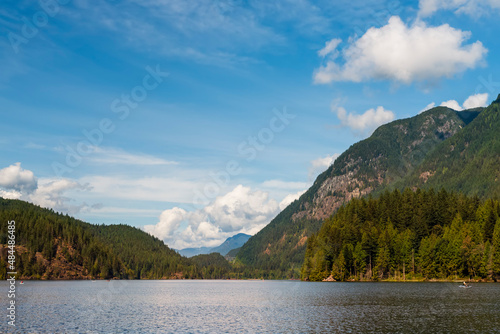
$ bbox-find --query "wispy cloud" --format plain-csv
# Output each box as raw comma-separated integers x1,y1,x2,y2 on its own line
418,0,500,18
24,142,46,150
79,174,202,204
56,0,335,68
260,179,309,190
90,147,178,166
59,0,284,67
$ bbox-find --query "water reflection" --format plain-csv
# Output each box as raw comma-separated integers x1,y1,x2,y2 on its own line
0,280,499,333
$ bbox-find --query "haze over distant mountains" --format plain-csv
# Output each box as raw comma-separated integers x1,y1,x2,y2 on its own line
176,233,251,257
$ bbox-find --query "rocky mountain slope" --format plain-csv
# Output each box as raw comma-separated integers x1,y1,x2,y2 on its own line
236,97,497,278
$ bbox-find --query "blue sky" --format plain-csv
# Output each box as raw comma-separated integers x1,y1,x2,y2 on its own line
1,0,500,249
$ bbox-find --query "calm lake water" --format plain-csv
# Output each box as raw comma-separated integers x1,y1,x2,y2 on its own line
1,280,499,333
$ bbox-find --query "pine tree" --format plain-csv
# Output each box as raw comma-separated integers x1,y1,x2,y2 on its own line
353,242,367,279
492,219,500,278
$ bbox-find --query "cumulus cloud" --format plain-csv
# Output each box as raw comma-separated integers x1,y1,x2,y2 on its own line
440,99,464,111
0,162,37,193
143,207,187,241
279,190,306,210
0,163,92,214
203,185,279,233
144,184,304,249
418,0,500,18
437,92,489,111
309,154,340,179
313,16,487,85
463,92,489,109
0,189,23,200
333,104,395,137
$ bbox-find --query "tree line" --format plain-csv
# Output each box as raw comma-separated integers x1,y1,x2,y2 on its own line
301,188,500,281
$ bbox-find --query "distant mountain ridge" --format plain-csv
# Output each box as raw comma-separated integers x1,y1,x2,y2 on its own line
236,94,500,278
177,233,251,257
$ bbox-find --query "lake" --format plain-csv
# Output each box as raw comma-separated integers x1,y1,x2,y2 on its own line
1,280,499,333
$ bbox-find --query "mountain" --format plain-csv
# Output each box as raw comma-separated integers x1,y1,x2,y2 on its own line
225,247,241,261
177,233,251,257
0,198,235,280
190,253,233,279
210,233,251,256
392,96,500,198
236,98,494,278
176,247,212,258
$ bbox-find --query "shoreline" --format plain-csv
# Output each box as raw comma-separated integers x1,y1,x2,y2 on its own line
3,277,499,282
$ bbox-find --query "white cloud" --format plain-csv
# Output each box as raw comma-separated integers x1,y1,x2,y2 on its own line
433,92,490,111
200,185,279,233
333,104,395,137
318,38,342,57
418,0,500,18
0,163,92,214
314,16,487,84
309,154,340,179
86,206,159,217
463,92,489,109
0,162,37,193
0,189,23,200
279,190,306,210
440,99,464,111
143,207,187,241
29,179,92,214
80,175,204,203
419,102,436,114
144,185,298,249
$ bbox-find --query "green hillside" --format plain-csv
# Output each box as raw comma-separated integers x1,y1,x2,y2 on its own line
301,188,500,282
0,198,234,280
237,105,480,278
392,95,500,197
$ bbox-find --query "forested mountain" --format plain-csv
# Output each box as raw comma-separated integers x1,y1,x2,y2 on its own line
393,96,500,197
0,198,236,280
2,94,498,281
301,188,500,281
237,101,488,278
